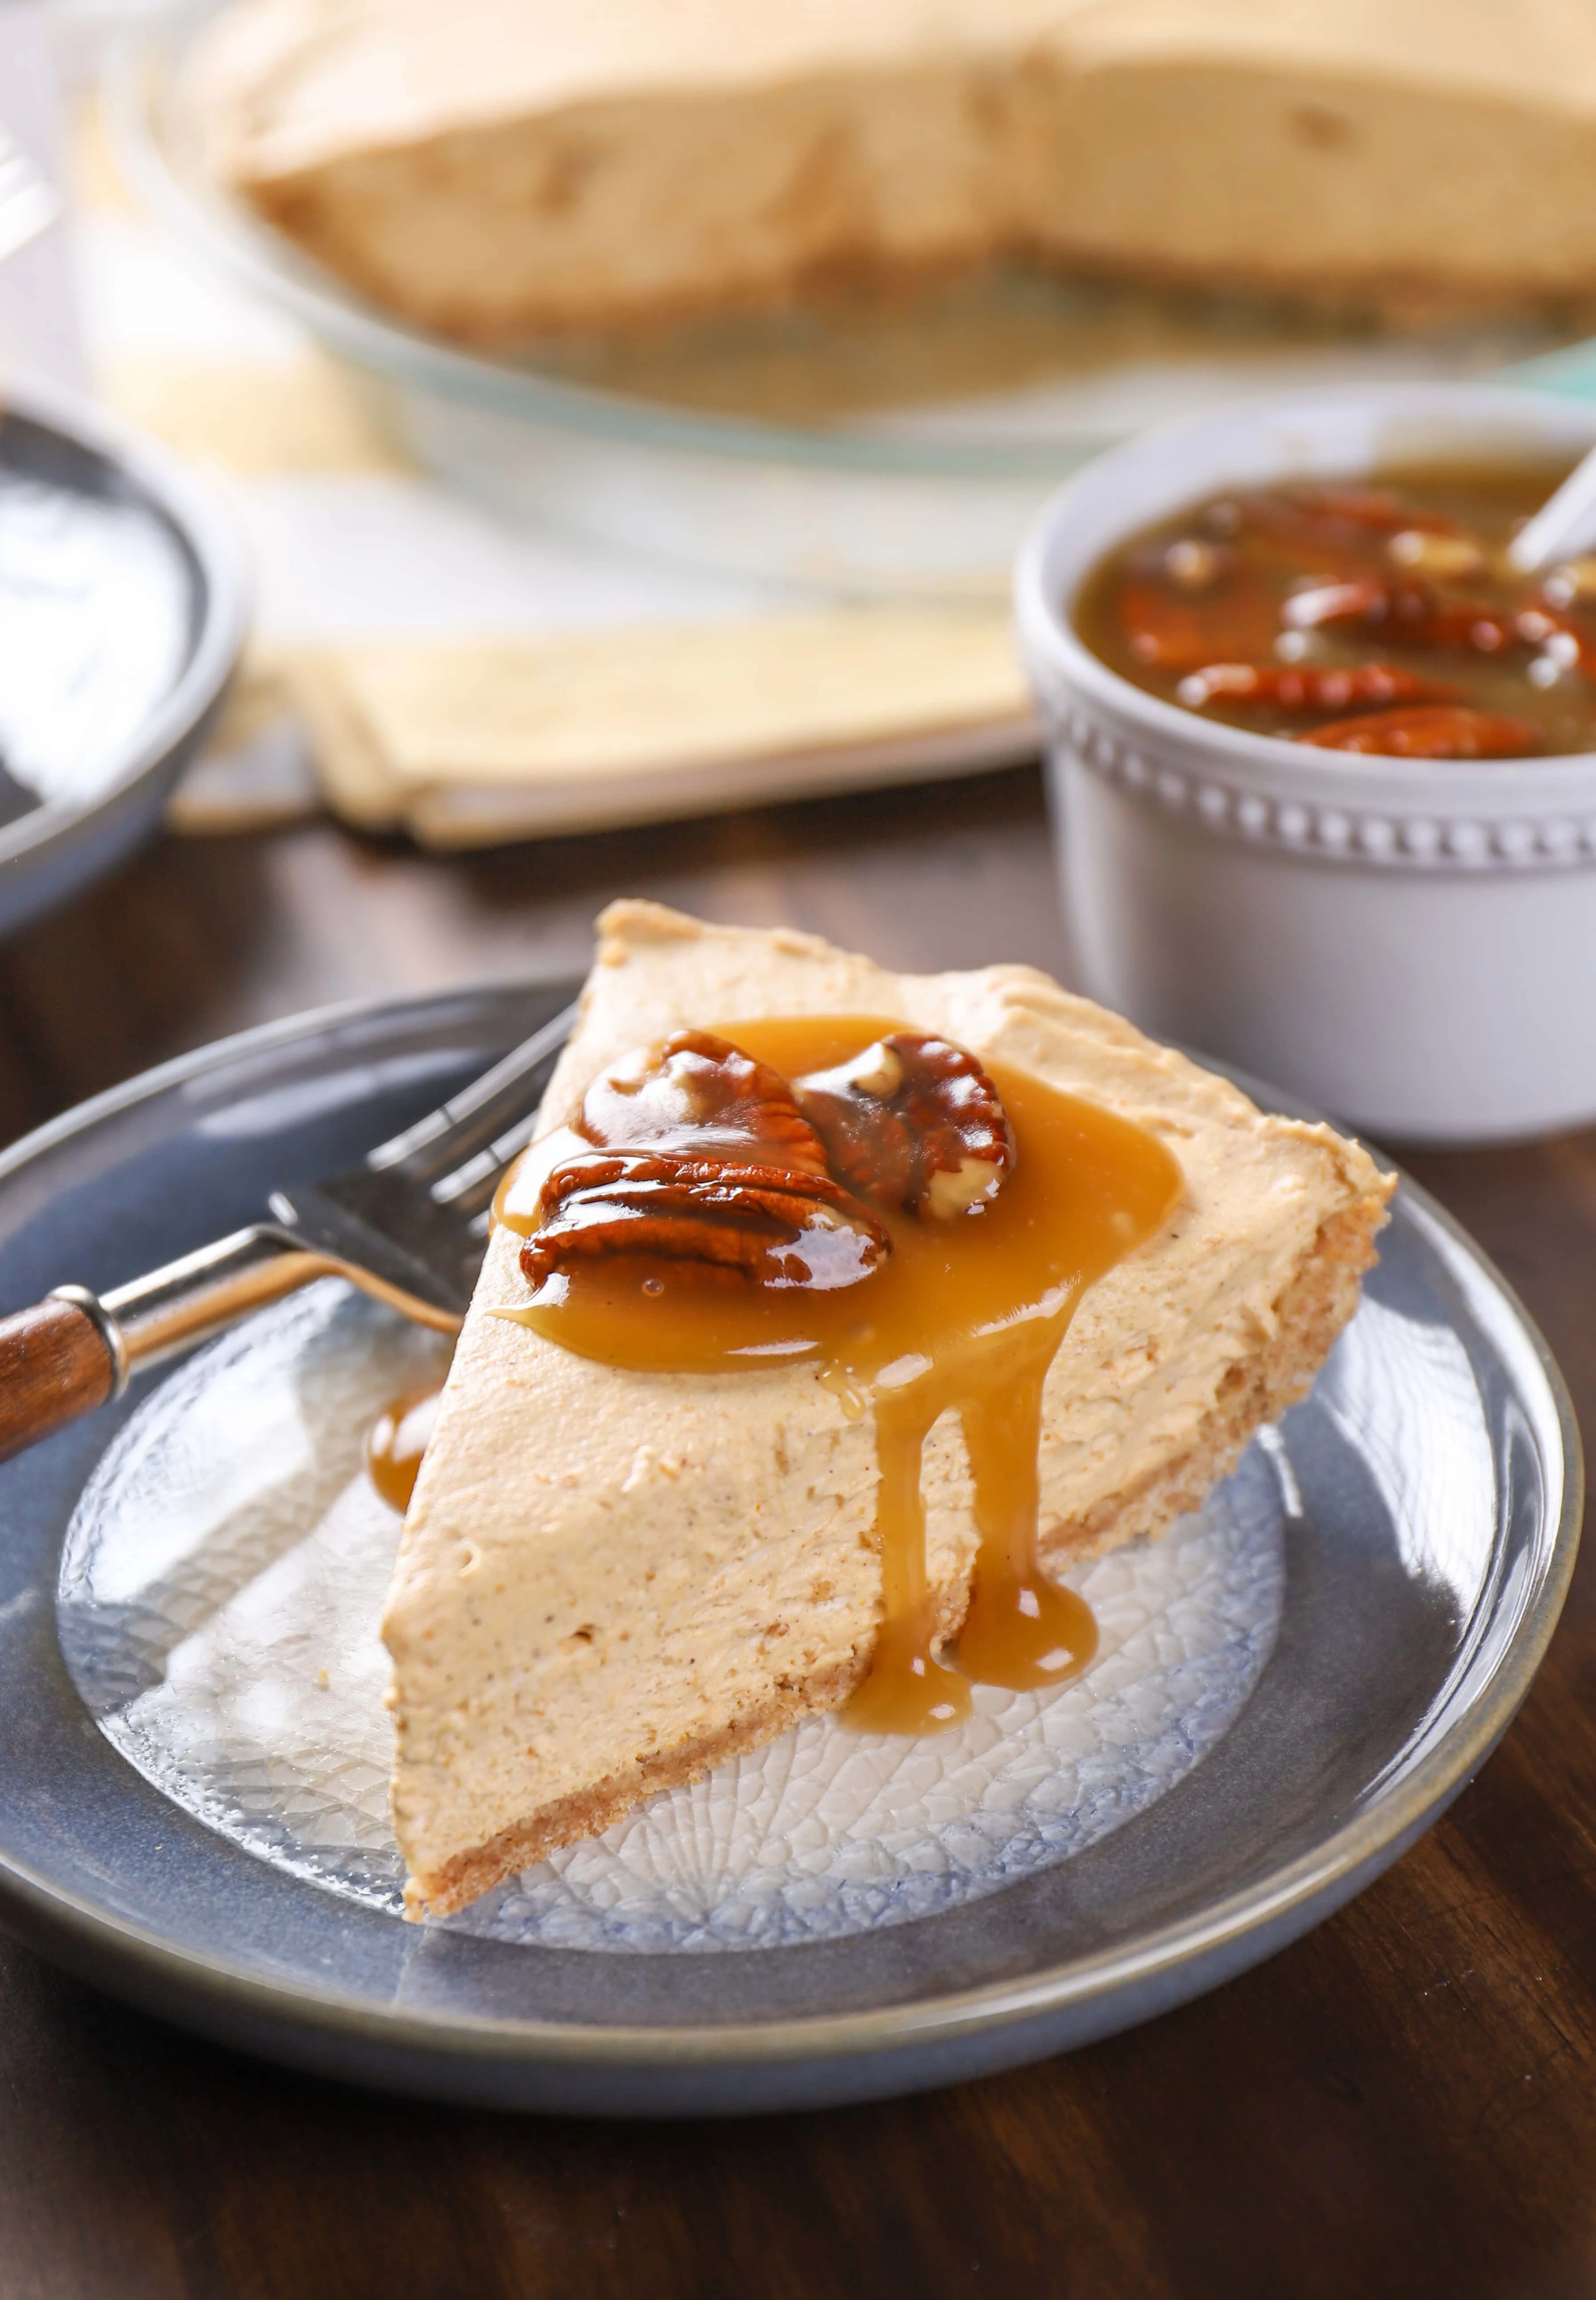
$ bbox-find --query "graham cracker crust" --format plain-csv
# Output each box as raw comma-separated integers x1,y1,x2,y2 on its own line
404,1185,1389,1920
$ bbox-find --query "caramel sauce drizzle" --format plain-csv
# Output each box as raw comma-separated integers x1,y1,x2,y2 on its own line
494,1017,1183,1733
367,1383,444,1514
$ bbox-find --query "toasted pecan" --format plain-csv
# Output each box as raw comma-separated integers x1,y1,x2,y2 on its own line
795,1032,1015,1221
521,1030,888,1291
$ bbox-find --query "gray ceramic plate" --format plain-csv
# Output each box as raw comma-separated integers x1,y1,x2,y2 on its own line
0,375,245,937
0,979,1578,2114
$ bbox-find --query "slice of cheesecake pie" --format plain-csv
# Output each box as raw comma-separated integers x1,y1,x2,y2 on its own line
383,902,1391,1918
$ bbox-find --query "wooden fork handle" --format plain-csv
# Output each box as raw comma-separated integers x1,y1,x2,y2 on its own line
0,1292,120,1462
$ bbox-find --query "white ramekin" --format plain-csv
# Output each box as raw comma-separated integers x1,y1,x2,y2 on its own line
1015,382,1596,1144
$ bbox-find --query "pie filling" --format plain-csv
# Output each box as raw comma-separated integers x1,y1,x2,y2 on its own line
476,1013,1183,1732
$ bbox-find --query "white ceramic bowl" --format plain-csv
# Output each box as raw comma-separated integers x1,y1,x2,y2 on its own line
1015,382,1596,1144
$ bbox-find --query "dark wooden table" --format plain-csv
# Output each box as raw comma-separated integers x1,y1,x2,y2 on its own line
2,767,1592,2300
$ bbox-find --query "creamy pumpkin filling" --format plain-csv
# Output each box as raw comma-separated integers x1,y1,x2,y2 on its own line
195,0,1596,342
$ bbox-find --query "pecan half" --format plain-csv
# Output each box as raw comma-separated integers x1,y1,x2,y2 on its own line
1115,562,1279,672
1296,705,1543,758
521,1030,888,1292
1280,578,1522,654
794,1033,1015,1221
1176,662,1455,713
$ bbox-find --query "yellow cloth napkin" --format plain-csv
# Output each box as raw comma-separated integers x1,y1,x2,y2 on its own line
281,616,1033,845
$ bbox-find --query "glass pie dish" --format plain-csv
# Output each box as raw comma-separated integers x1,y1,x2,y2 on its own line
108,4,1596,601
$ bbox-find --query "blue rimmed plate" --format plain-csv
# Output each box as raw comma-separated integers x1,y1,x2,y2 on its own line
0,979,1578,2113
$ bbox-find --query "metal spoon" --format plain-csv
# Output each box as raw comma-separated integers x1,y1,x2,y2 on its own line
1508,440,1596,576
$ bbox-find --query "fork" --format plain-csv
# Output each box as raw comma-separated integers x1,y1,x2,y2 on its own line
0,127,59,270
0,996,579,1462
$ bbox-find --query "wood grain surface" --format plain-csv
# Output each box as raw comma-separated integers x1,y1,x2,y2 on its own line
0,769,1591,2300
